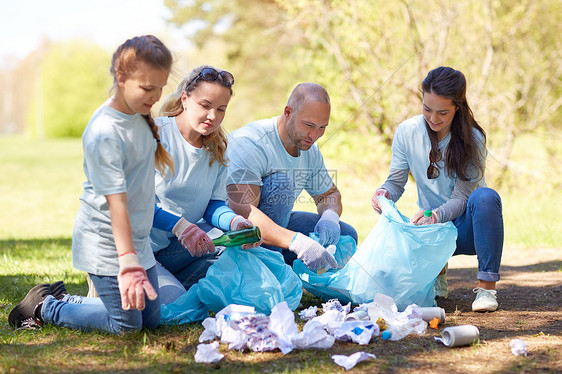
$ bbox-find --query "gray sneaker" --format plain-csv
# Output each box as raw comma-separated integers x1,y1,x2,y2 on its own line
472,287,498,312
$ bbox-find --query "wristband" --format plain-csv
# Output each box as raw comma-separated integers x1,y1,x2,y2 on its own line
172,217,191,237
118,252,140,269
118,251,136,257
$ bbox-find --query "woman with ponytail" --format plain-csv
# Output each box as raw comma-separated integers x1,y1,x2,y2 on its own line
149,65,261,303
371,66,504,313
9,35,174,333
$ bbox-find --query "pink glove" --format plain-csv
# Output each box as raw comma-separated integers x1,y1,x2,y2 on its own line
172,218,215,256
410,209,439,225
371,189,389,214
230,215,263,249
117,253,158,311
230,215,253,230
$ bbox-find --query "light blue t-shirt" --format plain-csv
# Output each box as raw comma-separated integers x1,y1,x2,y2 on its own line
390,114,486,210
150,116,229,251
226,116,334,201
73,103,156,276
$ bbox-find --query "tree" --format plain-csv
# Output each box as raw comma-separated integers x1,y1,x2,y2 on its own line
164,0,562,187
28,40,111,138
164,0,308,126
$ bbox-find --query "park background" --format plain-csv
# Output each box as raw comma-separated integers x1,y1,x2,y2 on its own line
0,1,561,373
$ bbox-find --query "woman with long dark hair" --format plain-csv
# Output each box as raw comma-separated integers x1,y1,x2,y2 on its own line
372,66,504,312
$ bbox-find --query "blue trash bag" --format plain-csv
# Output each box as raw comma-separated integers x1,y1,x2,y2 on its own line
293,196,457,310
160,247,303,325
309,233,357,268
197,247,303,315
160,284,209,325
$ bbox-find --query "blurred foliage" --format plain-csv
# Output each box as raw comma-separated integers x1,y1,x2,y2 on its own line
1,1,559,191
163,0,562,188
27,40,112,138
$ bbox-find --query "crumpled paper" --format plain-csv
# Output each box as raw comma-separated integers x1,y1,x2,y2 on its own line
359,294,427,341
195,292,427,365
510,339,528,357
333,321,379,345
332,352,376,370
199,317,219,342
322,299,351,314
269,301,299,354
194,341,224,363
298,305,318,320
292,320,336,349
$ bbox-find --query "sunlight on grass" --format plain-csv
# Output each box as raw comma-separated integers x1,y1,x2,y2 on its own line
1,135,560,246
0,135,561,373
0,137,83,239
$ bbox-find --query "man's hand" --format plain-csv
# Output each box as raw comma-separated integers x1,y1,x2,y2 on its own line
313,209,341,246
173,218,215,256
288,233,337,271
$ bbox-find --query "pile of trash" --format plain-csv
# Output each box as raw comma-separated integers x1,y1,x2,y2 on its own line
194,293,432,369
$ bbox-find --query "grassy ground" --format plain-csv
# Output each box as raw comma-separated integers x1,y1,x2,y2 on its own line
1,136,561,373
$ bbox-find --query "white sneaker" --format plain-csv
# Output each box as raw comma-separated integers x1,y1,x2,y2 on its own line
434,263,449,298
472,287,498,312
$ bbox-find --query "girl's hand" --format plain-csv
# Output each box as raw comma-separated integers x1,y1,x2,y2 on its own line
117,253,158,310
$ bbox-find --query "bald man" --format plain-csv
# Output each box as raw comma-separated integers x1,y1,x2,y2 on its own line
226,83,358,271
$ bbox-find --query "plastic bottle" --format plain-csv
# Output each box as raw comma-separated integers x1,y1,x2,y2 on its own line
417,210,433,225
212,226,261,247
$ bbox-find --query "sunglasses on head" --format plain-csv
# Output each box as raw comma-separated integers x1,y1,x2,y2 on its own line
427,147,442,179
187,67,234,89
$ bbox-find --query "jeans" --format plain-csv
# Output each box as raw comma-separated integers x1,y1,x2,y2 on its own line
41,266,160,334
154,221,220,294
453,187,504,282
258,172,358,266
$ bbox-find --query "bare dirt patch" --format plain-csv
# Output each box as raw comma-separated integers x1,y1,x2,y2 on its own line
396,247,562,373
195,247,562,373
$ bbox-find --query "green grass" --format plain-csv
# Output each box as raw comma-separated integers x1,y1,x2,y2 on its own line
1,135,561,372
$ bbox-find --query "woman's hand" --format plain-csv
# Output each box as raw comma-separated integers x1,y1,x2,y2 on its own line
173,218,215,256
371,189,389,214
230,215,263,249
411,209,439,225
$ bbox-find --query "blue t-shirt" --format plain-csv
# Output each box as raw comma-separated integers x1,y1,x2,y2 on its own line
390,114,486,210
73,102,156,276
226,116,334,201
150,116,229,251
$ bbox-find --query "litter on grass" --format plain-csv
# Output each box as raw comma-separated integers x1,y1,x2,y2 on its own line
195,293,429,364
332,352,377,371
510,339,528,357
194,341,223,363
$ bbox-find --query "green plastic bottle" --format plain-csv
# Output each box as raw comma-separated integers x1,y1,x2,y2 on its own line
212,226,261,247
424,210,432,217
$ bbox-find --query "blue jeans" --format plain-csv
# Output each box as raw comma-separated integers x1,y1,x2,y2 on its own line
154,221,220,293
258,173,358,266
41,266,160,334
453,187,504,282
